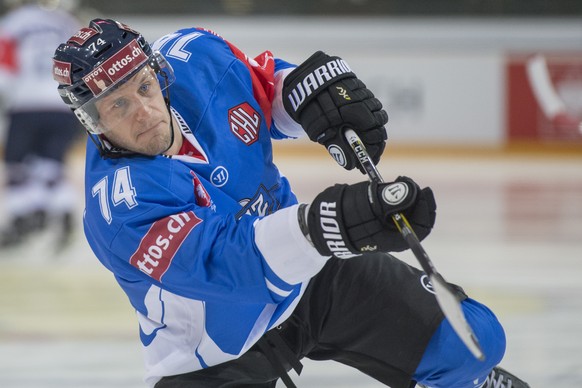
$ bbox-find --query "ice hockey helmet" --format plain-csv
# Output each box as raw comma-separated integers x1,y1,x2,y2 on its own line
52,18,174,134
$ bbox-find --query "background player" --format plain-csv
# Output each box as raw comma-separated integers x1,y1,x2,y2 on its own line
0,0,82,249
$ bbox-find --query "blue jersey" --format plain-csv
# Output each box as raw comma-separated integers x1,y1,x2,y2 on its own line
83,28,328,386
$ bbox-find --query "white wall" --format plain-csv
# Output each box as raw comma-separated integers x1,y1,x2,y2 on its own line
115,16,582,146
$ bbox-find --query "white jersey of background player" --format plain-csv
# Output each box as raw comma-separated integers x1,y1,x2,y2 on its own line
0,0,81,249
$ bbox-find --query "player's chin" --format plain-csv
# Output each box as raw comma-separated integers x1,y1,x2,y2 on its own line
138,133,172,156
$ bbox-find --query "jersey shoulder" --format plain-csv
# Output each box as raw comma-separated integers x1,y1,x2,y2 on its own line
152,27,236,73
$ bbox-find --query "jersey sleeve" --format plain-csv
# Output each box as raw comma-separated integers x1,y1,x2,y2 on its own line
271,61,307,139
205,29,305,140
224,49,304,140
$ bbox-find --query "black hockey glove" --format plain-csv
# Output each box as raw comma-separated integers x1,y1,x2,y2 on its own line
283,51,388,172
306,176,436,258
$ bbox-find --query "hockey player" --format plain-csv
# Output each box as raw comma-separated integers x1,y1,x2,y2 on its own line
52,19,529,388
0,0,82,249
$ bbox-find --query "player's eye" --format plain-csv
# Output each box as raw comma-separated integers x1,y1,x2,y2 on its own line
104,97,129,121
139,82,151,95
112,98,126,109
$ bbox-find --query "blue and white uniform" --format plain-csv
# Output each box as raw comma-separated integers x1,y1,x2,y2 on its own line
82,28,327,386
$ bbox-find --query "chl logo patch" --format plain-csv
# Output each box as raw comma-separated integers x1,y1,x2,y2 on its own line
228,102,261,145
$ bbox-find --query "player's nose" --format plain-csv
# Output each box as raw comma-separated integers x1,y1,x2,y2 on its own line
133,97,153,122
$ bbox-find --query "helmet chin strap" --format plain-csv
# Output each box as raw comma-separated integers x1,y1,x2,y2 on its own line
160,71,176,155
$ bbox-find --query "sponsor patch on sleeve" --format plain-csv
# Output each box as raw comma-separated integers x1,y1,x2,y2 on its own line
130,211,202,281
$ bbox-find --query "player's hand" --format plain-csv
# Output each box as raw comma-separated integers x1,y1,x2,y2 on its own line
283,51,388,172
306,176,436,258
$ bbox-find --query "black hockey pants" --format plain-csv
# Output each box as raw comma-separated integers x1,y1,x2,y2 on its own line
155,252,459,388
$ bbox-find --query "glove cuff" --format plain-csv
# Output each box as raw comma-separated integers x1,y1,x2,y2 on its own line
297,203,313,245
307,184,359,258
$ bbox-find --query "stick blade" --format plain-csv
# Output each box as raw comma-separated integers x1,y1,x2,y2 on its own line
430,273,486,361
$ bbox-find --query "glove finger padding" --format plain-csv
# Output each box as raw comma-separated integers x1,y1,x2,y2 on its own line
404,187,437,242
283,51,388,171
370,177,437,251
307,177,437,258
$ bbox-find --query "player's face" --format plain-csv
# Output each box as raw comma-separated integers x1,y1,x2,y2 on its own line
95,66,174,156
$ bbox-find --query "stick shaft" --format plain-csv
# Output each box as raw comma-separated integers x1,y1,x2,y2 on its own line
343,128,485,361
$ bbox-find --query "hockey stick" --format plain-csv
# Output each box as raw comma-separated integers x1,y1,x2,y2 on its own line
343,128,485,361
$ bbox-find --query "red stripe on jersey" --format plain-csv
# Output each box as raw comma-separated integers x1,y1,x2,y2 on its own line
0,37,18,73
178,136,207,161
224,41,275,129
130,211,202,281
